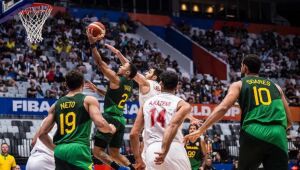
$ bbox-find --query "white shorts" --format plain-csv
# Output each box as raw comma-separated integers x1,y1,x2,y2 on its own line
26,151,55,170
145,142,191,170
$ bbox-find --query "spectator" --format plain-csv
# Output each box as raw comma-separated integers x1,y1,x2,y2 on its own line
15,165,21,170
0,143,16,170
54,66,64,83
203,158,216,170
0,82,8,92
36,85,44,98
232,160,238,170
27,81,37,98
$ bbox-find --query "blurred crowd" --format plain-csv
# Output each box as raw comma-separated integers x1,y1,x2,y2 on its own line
0,12,229,104
177,21,300,106
0,12,299,106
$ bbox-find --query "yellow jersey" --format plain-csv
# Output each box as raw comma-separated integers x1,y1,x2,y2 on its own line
0,154,16,170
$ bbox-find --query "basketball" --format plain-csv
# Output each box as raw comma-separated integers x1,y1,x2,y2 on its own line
87,22,106,37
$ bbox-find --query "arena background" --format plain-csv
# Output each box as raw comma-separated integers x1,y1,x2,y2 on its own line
0,0,299,169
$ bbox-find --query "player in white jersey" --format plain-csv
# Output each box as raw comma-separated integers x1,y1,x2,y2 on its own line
105,44,162,105
26,118,57,170
130,71,192,170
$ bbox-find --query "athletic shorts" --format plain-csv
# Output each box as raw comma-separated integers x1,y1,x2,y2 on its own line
26,151,55,170
145,142,191,170
238,130,288,170
54,143,93,170
94,115,125,148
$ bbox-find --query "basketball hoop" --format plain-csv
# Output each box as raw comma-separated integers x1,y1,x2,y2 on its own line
18,3,52,43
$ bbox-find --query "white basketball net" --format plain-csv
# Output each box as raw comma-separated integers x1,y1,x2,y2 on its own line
18,4,52,43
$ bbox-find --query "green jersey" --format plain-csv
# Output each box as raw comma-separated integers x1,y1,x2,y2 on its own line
53,93,92,147
238,76,287,152
104,76,133,125
185,138,203,170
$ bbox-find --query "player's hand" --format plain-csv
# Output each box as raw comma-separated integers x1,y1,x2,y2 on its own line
109,124,117,134
183,129,203,143
85,81,97,92
105,44,120,55
199,167,204,170
134,158,146,170
154,151,167,165
86,28,104,44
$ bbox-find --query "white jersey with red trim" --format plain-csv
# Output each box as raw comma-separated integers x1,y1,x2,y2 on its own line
143,93,183,147
139,80,161,106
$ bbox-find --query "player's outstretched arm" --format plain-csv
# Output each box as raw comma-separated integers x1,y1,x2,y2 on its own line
105,44,129,65
85,96,116,134
155,101,191,165
87,31,120,86
184,81,241,143
31,118,55,147
130,107,146,170
275,84,292,129
105,44,149,90
85,81,106,96
39,104,56,150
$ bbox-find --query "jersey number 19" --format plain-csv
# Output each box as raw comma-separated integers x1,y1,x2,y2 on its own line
60,112,76,135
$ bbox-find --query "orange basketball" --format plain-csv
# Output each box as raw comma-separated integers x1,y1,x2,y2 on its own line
87,22,106,37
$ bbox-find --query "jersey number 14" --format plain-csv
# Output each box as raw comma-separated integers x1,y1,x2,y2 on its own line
150,108,166,128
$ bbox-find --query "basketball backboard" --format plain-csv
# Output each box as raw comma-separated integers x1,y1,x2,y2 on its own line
0,0,33,23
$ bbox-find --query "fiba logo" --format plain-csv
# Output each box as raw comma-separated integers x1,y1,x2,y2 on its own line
12,100,51,112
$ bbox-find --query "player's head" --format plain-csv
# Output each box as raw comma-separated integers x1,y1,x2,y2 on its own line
188,124,199,134
65,70,84,91
118,62,138,79
241,54,261,75
159,71,178,92
1,143,9,154
145,67,163,82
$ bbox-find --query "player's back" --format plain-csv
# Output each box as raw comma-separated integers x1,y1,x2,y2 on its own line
239,76,287,128
53,93,92,146
139,80,161,105
238,76,288,153
143,93,183,147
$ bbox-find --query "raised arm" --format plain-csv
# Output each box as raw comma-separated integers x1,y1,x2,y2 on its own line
105,44,149,90
86,31,120,86
155,100,191,165
39,104,56,150
130,107,146,170
85,96,116,134
184,81,241,143
105,44,129,65
85,81,106,96
275,84,292,129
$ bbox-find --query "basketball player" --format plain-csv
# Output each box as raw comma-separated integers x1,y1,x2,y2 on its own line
87,31,138,170
184,54,292,170
39,70,116,170
105,44,199,121
26,119,57,170
104,44,162,106
184,124,207,170
130,71,192,170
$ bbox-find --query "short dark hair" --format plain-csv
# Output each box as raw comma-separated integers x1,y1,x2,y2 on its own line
153,67,163,82
242,54,261,74
189,124,199,130
128,63,138,79
65,70,84,90
160,71,178,91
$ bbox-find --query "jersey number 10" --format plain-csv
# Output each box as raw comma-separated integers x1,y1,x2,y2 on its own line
150,108,166,128
253,86,271,106
60,112,76,135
